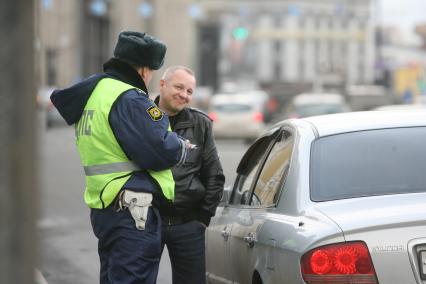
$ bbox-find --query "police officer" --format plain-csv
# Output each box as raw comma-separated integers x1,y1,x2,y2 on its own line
155,66,225,284
51,31,190,284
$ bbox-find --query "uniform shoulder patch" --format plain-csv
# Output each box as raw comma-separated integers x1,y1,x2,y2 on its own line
146,106,163,121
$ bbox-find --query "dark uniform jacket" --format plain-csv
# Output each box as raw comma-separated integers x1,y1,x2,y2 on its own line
155,97,225,226
51,58,184,206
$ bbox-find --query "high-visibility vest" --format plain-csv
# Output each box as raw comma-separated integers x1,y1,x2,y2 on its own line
75,78,175,209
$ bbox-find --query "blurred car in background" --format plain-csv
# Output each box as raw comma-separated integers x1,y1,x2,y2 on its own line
37,86,63,128
206,110,426,284
284,93,351,119
188,86,213,112
347,85,392,111
208,91,267,142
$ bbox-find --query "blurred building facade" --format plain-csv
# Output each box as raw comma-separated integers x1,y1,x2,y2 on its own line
37,0,376,95
201,0,376,96
36,0,198,90
376,23,426,104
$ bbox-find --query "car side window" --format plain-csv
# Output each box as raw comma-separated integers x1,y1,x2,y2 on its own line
251,131,293,207
230,136,274,206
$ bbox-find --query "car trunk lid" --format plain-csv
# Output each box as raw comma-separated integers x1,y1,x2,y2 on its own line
315,193,426,284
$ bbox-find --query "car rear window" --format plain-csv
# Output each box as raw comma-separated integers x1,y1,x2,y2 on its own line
310,127,426,201
213,103,252,112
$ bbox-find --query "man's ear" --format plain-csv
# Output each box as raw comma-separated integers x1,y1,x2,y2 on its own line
142,67,150,79
136,67,144,79
137,67,150,80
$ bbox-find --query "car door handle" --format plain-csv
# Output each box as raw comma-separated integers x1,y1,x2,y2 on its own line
221,227,230,240
243,232,256,248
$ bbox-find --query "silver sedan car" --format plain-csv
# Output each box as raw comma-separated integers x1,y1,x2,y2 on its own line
206,110,426,284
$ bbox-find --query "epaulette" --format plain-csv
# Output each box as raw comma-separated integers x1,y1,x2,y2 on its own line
133,88,147,96
189,107,212,121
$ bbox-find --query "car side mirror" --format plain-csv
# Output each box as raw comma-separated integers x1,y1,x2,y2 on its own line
219,186,232,206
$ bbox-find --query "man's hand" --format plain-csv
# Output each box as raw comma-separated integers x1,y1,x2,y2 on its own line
185,139,197,150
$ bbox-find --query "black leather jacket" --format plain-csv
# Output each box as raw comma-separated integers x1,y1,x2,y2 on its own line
156,103,225,226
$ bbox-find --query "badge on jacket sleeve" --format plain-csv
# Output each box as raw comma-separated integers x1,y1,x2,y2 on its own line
146,106,163,121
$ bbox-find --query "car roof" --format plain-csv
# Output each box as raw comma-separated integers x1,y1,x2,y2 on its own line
373,104,426,111
304,110,426,136
275,110,426,137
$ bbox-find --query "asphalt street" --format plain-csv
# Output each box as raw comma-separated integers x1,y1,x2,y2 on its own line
36,120,248,284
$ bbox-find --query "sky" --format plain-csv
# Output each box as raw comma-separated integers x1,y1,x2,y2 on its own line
379,0,426,44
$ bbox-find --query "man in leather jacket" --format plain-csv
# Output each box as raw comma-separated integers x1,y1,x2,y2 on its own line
155,66,225,284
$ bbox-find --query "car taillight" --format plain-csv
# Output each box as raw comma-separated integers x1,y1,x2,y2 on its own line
208,112,218,122
253,112,263,122
301,241,378,284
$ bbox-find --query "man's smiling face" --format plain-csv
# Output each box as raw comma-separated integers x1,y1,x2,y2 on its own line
159,69,196,116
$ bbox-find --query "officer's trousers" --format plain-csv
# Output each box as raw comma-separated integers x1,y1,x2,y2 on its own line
90,204,162,284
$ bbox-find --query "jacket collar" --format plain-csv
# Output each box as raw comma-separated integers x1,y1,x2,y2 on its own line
154,96,194,129
173,108,194,130
103,58,149,95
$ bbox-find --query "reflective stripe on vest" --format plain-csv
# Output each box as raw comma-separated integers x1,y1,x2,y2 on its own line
84,161,140,176
76,78,175,209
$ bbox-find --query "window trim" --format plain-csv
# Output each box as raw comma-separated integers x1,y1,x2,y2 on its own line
229,127,294,208
250,129,294,208
229,136,276,207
